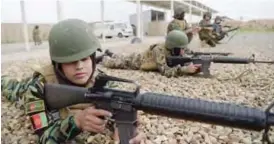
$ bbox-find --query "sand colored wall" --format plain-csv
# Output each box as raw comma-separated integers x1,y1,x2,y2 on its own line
1,23,53,43
147,21,169,36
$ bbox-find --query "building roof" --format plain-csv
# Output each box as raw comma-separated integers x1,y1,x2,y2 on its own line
128,0,218,16
184,0,218,13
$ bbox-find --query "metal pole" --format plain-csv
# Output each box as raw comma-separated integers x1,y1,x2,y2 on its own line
140,3,143,40
189,0,192,26
170,0,174,19
100,0,105,42
20,0,30,51
56,0,64,21
136,0,141,39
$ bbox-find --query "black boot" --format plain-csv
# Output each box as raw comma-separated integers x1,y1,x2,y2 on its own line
104,49,114,57
95,49,114,64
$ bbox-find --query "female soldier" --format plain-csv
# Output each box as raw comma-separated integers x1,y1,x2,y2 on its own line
2,19,144,144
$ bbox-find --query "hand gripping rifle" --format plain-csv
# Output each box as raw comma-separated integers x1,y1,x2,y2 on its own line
166,54,274,77
43,72,273,144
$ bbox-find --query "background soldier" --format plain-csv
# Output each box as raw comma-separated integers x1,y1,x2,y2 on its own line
167,6,200,43
101,30,201,78
32,25,42,45
198,12,219,47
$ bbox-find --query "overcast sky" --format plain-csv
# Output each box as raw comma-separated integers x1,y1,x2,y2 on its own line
2,0,274,23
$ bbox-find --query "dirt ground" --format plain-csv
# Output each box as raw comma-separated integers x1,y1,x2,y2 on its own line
1,32,274,144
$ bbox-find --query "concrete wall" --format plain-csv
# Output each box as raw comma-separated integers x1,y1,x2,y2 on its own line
147,21,168,36
130,10,151,36
142,10,152,35
1,23,53,44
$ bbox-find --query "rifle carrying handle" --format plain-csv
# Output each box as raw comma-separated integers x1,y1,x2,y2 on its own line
136,92,267,131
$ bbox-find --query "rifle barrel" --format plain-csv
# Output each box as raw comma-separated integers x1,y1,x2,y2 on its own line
135,92,270,131
212,56,251,64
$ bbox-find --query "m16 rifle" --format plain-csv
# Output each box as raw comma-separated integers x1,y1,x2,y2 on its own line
43,72,274,144
166,54,274,77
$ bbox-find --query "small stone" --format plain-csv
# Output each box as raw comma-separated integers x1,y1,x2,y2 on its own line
241,137,252,144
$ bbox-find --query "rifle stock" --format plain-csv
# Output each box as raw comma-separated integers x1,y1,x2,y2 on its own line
43,73,274,144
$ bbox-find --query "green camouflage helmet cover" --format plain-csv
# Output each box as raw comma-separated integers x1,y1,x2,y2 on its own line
203,12,212,18
174,6,185,16
165,30,189,50
48,19,101,63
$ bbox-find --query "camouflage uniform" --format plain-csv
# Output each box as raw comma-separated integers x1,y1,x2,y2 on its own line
212,16,227,41
167,6,193,43
1,66,115,144
102,30,192,78
213,16,222,34
167,19,189,34
198,12,218,47
1,19,115,144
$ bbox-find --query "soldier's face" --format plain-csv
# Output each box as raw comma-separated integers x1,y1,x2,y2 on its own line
180,49,185,55
61,56,93,85
205,16,211,21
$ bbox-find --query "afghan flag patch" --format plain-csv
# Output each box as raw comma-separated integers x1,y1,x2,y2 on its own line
25,100,45,114
31,112,48,131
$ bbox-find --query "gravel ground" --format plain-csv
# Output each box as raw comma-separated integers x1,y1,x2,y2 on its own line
1,32,274,144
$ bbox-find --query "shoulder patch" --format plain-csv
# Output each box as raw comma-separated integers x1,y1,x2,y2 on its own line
30,112,49,131
25,100,45,115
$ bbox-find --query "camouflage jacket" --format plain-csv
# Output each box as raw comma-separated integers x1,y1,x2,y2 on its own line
33,29,40,37
212,23,223,34
1,65,114,144
199,19,211,27
140,43,191,77
101,43,191,77
167,19,190,34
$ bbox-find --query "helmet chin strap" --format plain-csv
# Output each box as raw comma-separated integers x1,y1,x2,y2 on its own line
53,53,96,87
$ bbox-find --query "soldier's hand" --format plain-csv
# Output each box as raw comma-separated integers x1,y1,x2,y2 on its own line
129,131,146,144
192,26,201,33
186,63,201,74
74,106,112,133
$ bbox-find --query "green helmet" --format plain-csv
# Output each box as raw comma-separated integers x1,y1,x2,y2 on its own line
48,19,101,63
203,12,212,19
165,30,189,50
174,6,185,16
215,16,222,22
